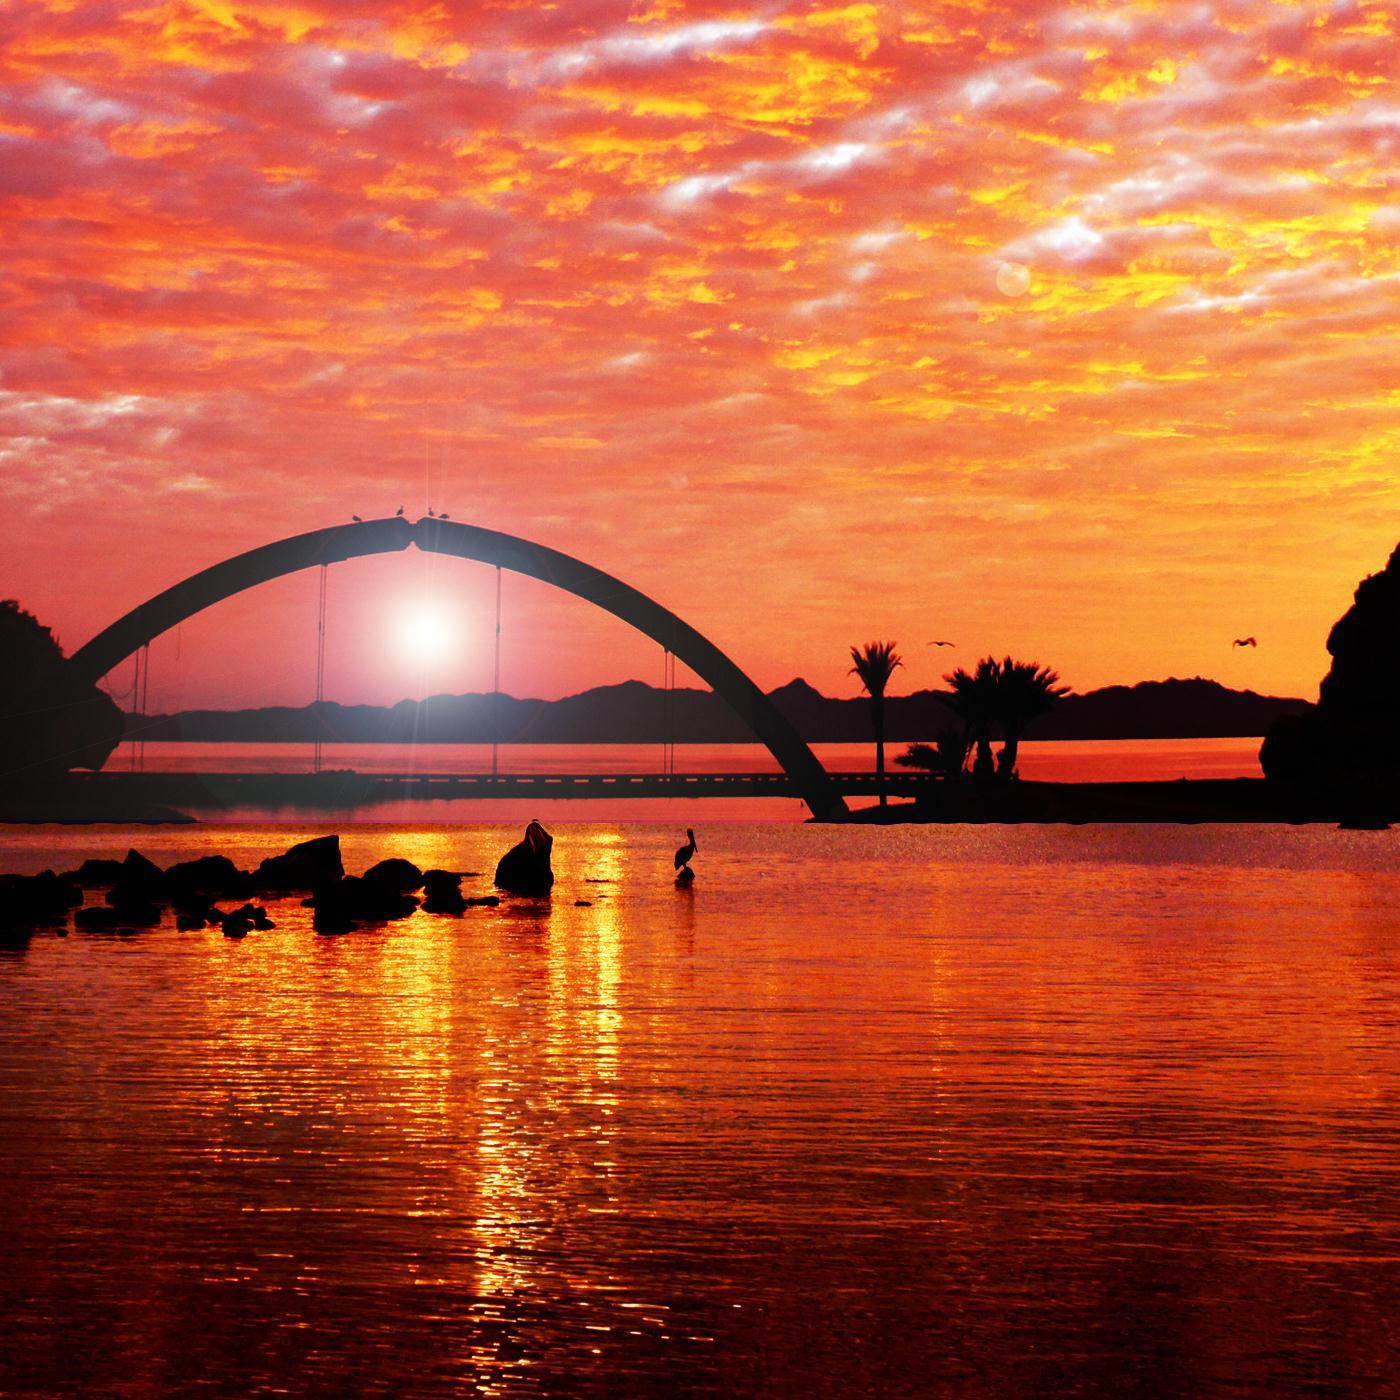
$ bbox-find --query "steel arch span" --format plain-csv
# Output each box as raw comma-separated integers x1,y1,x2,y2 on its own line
68,516,849,819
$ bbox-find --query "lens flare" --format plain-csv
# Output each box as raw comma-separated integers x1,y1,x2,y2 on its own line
395,598,457,664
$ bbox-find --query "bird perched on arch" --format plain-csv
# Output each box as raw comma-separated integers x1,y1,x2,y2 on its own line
1232,637,1258,648
395,505,405,517
351,514,363,523
674,828,697,883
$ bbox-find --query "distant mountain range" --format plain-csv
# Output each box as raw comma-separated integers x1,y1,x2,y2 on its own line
128,677,1310,745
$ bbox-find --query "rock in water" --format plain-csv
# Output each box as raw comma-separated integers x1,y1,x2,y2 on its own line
421,869,467,915
308,872,417,929
363,858,424,893
494,821,554,896
70,858,126,887
165,855,252,901
254,835,344,892
1262,542,1400,793
0,870,83,939
74,906,121,932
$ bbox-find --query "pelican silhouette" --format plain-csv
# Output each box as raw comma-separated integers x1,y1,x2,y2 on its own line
440,512,451,520
395,505,405,517
927,640,956,648
1232,637,1258,648
351,514,363,522
674,828,697,871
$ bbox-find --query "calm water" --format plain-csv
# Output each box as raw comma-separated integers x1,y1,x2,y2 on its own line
3,822,1398,1396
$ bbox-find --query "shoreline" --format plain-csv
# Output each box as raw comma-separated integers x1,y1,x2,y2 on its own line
834,778,1395,826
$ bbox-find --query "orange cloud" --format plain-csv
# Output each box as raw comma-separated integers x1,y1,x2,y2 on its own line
0,0,1396,709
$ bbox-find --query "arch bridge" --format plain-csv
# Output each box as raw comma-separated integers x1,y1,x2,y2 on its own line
70,517,849,819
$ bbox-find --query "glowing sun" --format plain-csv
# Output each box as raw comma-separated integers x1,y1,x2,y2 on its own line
394,598,457,664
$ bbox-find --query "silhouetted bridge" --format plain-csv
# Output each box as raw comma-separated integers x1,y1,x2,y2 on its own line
71,516,860,818
67,769,929,807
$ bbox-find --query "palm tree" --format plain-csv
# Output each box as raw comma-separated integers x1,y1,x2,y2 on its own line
849,641,903,808
896,728,969,778
944,657,1000,778
992,657,1069,779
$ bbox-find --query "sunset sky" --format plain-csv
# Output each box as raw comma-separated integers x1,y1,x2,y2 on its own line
1,0,1396,711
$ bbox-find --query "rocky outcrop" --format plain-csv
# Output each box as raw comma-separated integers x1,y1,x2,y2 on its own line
421,869,467,914
363,858,423,893
165,855,253,902
254,835,343,892
1262,543,1400,792
0,870,83,941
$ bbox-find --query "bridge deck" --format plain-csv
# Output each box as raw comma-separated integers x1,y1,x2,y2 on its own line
70,770,931,801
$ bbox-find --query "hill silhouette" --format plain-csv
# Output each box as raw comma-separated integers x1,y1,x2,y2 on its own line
0,600,124,785
128,675,1306,747
1262,541,1400,792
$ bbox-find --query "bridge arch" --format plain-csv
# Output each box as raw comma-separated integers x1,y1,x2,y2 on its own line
69,516,848,819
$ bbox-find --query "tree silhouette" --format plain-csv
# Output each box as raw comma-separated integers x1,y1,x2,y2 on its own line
0,600,124,785
849,640,903,808
945,657,1000,778
992,656,1069,779
896,728,969,778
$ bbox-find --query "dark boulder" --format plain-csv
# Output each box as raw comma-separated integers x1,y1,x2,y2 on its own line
105,850,167,913
218,903,272,937
421,869,466,915
254,835,343,892
363,858,423,893
70,858,126,887
494,820,554,896
0,870,82,938
309,873,416,929
165,855,252,901
74,906,121,932
121,849,165,889
105,894,162,927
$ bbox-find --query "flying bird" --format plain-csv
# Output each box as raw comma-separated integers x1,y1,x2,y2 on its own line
351,514,362,522
927,640,956,648
674,828,697,871
1232,637,1258,648
395,505,404,517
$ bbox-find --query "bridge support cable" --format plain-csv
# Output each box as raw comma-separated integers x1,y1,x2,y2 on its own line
313,564,328,774
492,565,502,778
663,647,678,778
660,646,668,778
125,651,140,772
134,644,150,773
